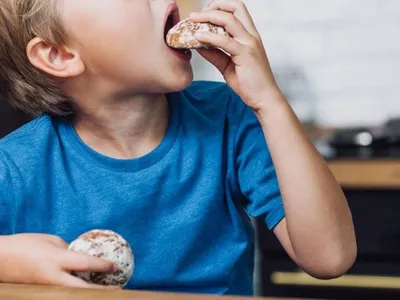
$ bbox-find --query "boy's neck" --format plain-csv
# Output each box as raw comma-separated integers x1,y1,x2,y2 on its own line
72,93,169,160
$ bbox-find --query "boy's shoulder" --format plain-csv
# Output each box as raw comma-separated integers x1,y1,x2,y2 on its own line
0,115,55,164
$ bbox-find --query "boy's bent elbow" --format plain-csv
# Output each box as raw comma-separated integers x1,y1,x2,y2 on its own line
304,244,357,280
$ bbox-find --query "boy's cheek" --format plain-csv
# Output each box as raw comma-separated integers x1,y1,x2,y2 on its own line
62,0,149,46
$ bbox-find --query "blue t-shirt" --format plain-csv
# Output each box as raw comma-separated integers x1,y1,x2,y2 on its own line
0,81,284,295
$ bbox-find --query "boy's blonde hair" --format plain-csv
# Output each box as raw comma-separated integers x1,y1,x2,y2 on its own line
0,0,71,116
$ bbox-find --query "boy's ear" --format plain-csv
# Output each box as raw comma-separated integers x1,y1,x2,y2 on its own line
26,37,85,78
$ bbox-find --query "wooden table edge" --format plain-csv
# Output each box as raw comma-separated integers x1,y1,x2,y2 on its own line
0,284,318,300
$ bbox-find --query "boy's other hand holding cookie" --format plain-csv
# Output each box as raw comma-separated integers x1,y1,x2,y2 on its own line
190,0,280,112
0,234,119,289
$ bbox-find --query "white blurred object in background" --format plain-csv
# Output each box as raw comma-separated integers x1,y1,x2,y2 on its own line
192,0,400,128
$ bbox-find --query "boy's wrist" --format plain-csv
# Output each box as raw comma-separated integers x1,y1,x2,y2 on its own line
252,90,293,124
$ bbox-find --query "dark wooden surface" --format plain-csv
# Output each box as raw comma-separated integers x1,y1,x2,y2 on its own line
0,284,316,300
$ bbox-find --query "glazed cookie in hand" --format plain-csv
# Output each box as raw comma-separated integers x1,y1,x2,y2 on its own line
68,229,134,288
166,18,228,49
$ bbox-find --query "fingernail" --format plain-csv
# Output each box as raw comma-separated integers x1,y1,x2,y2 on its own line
113,264,119,272
195,32,202,39
190,12,198,17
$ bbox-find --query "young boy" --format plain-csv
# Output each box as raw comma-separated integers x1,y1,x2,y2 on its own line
0,0,356,295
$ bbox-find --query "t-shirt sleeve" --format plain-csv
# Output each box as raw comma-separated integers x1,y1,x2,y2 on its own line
232,94,285,230
0,150,11,235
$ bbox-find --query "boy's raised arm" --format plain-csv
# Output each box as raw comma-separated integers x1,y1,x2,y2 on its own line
190,0,356,279
258,93,356,279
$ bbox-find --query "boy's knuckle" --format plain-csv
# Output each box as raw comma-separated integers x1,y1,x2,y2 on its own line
254,33,262,43
249,39,258,49
52,236,66,246
225,35,232,45
236,0,246,9
228,14,236,25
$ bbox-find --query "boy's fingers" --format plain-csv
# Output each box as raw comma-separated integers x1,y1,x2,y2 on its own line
48,236,69,248
190,10,251,43
194,31,242,57
21,234,68,248
57,273,120,290
57,273,96,288
61,251,118,273
205,0,259,37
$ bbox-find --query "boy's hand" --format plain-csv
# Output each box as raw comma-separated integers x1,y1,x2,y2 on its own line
0,234,119,289
190,0,280,112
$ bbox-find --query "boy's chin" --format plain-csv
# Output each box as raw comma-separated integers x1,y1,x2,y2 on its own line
163,71,194,92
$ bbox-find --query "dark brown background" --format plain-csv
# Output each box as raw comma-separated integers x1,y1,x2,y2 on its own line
0,95,31,138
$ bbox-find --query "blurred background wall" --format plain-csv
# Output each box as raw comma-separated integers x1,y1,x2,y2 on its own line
186,0,400,128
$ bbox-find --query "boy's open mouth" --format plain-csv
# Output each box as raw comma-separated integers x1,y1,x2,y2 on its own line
163,8,191,57
163,13,176,42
